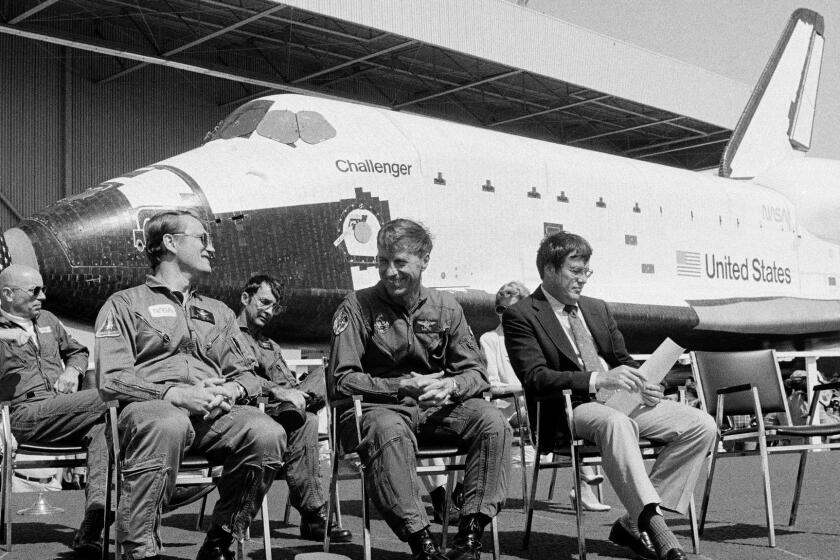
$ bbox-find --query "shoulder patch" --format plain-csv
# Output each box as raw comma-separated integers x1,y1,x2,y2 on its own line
333,310,349,335
95,310,121,338
37,325,52,334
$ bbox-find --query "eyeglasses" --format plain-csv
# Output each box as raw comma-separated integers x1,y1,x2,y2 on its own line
171,232,213,248
566,266,594,279
253,296,280,312
495,304,508,315
9,286,46,298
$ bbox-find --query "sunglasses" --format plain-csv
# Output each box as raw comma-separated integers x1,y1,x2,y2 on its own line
9,286,46,298
171,231,213,248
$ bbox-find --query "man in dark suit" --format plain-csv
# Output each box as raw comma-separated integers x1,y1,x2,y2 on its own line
503,231,716,560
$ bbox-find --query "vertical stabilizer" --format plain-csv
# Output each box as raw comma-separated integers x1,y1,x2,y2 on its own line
720,9,824,179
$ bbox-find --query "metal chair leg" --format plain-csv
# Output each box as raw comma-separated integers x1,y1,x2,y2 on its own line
688,493,700,554
523,450,542,549
260,494,272,560
757,435,776,547
788,450,808,526
699,437,720,536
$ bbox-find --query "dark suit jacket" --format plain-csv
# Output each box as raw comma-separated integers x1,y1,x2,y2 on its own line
502,286,638,451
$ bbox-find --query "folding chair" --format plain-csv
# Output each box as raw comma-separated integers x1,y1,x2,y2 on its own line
690,349,840,547
523,390,699,559
489,386,531,512
0,400,115,558
324,395,500,560
104,400,272,560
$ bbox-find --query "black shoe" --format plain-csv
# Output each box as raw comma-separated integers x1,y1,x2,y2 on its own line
444,514,485,560
409,527,448,560
195,544,234,560
608,519,657,560
430,485,461,524
300,509,353,543
662,548,688,560
196,525,234,560
72,509,105,558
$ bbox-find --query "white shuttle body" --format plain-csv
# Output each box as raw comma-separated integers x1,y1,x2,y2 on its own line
1,9,835,352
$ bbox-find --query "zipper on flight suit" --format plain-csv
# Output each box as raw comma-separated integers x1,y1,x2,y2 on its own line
133,312,171,346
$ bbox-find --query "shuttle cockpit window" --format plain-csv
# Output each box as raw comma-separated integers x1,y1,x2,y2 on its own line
204,100,273,142
255,110,337,146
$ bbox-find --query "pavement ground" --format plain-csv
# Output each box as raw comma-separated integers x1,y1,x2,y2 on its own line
3,450,839,559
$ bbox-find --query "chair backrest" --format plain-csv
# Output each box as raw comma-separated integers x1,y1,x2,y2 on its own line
690,349,791,421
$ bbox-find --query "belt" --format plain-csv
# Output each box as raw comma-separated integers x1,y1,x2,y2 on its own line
14,472,54,484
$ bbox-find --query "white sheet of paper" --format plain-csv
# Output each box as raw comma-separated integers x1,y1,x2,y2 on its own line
604,337,685,415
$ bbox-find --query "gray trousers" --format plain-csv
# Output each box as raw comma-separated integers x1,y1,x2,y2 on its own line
573,399,717,520
10,390,108,513
340,398,511,540
116,401,285,560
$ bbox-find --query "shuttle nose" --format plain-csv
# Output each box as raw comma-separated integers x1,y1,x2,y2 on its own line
1,228,39,272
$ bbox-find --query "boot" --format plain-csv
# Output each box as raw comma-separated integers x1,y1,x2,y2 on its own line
71,508,106,558
195,524,235,560
444,514,487,560
300,506,353,543
408,526,448,560
430,485,461,524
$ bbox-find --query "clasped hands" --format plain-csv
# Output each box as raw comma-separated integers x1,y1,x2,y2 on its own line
597,365,664,407
399,371,455,408
164,378,243,419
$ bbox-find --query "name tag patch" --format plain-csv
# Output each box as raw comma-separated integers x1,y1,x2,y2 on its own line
148,304,176,318
37,326,52,334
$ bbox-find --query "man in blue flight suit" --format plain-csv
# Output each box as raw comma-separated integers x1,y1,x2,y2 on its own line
95,210,284,560
329,218,511,560
235,274,351,543
0,263,108,558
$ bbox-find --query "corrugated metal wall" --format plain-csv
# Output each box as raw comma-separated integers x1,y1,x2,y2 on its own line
0,34,238,230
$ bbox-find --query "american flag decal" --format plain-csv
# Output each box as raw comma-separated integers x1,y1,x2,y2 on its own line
676,251,701,277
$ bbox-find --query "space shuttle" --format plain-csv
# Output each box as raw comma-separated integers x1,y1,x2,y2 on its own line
1,9,836,353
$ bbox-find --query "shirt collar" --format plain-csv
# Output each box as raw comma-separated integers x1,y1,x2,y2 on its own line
145,274,197,304
542,287,572,315
0,308,34,329
374,282,429,313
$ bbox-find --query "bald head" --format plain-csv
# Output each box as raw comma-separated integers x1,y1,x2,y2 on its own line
0,264,46,319
0,264,42,289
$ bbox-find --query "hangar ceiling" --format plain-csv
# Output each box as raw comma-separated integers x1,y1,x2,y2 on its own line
0,0,733,170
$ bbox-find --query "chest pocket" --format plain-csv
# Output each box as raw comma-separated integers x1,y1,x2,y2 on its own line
35,327,60,361
134,312,174,349
417,328,449,366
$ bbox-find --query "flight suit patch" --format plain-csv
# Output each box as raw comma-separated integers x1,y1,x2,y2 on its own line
413,319,439,333
333,310,349,335
258,339,274,350
95,310,121,338
374,314,391,333
148,304,176,318
37,326,52,334
189,306,215,324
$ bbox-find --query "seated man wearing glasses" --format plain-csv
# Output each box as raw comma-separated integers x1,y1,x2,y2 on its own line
95,210,284,560
0,263,108,558
502,231,716,560
235,274,352,543
329,218,510,560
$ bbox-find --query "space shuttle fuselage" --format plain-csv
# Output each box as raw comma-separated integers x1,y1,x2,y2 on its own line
3,92,840,352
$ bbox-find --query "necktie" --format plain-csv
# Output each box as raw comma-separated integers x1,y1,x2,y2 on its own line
564,305,613,401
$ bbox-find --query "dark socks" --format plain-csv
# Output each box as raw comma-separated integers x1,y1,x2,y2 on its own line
638,503,681,557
